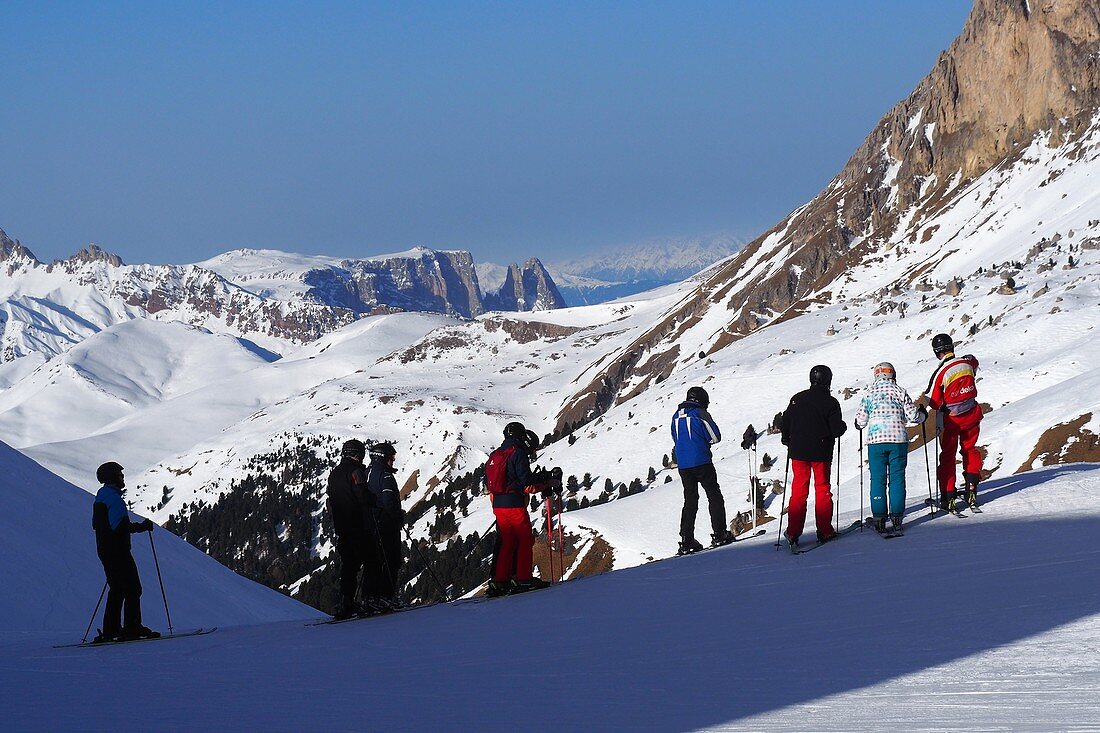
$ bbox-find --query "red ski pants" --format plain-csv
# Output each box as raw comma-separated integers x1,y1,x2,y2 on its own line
786,460,834,541
938,407,982,495
492,507,534,582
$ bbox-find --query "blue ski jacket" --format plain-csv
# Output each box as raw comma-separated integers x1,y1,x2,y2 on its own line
671,400,722,469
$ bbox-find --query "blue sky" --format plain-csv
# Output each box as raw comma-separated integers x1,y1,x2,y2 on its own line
0,1,972,265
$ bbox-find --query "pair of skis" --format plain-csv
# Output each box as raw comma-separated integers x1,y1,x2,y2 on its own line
785,519,863,555
676,528,767,557
53,627,217,649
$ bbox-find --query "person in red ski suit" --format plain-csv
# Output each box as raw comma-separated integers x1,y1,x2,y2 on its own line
779,365,847,548
922,333,983,511
485,422,552,597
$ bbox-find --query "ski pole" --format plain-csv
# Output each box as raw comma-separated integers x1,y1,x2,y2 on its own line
775,450,790,550
403,526,450,601
922,419,934,515
545,496,555,584
462,519,499,567
148,530,174,635
81,582,108,644
555,493,565,581
858,429,865,532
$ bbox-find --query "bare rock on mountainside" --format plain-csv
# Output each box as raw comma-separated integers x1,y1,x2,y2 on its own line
482,258,568,312
552,0,1100,435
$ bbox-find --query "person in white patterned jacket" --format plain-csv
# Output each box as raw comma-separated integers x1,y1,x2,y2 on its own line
853,362,928,534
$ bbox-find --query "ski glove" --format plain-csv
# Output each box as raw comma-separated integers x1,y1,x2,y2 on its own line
915,406,929,424
131,518,155,533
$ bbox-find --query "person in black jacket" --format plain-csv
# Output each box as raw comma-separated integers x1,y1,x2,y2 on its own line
91,461,158,642
360,442,405,612
779,365,847,548
326,439,377,619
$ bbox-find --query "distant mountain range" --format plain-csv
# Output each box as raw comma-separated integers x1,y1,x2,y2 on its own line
0,237,565,362
547,235,745,305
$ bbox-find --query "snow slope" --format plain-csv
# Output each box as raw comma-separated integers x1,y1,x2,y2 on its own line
0,319,271,448
0,440,312,633
3,464,1098,731
16,312,452,488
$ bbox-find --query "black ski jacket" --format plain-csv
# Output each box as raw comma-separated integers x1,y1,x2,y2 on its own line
326,457,376,540
492,437,535,509
780,385,847,462
365,458,403,525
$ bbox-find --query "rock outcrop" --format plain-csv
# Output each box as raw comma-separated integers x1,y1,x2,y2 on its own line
483,258,567,312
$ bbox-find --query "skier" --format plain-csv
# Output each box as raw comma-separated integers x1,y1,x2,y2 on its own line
325,439,378,619
779,365,847,548
361,442,404,612
91,462,159,642
853,362,927,533
671,386,734,554
922,333,983,511
484,422,552,596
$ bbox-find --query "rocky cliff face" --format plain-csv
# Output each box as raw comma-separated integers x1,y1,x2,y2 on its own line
483,258,567,312
339,249,484,318
551,0,1100,434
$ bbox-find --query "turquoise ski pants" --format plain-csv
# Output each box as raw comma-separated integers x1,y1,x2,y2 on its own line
868,442,908,517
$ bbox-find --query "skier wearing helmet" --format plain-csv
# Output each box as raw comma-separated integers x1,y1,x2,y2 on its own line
922,333,983,512
326,439,378,619
362,441,405,612
483,422,552,596
779,366,847,548
854,362,927,534
91,461,158,642
671,386,734,554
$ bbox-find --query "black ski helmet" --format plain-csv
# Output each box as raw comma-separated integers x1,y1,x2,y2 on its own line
932,333,954,357
503,421,527,441
96,461,125,487
686,386,710,407
341,439,366,460
809,365,832,389
368,441,396,462
523,430,540,457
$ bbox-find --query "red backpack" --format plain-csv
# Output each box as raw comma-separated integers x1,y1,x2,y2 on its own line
485,444,517,495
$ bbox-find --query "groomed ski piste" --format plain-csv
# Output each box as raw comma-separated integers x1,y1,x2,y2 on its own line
3,442,1099,730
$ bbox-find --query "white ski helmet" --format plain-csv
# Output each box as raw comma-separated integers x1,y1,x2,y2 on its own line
873,362,896,381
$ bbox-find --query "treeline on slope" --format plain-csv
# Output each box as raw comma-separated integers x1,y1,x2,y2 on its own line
165,433,660,614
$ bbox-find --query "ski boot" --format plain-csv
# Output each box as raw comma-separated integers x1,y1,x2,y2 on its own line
677,538,705,555
872,516,887,534
711,530,735,548
510,577,551,594
334,596,367,620
816,527,838,543
889,515,903,534
121,625,161,641
940,492,959,514
91,628,122,644
364,596,396,615
486,579,510,598
964,473,981,510
784,533,800,553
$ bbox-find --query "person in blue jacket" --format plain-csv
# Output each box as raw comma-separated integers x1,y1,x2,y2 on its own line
671,387,734,554
91,462,158,642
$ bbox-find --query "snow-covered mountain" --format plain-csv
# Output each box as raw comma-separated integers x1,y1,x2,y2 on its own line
0,439,312,632
0,239,569,367
556,234,744,283
1,0,1098,619
549,234,744,305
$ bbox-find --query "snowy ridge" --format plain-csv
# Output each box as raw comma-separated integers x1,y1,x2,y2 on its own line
0,440,312,632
